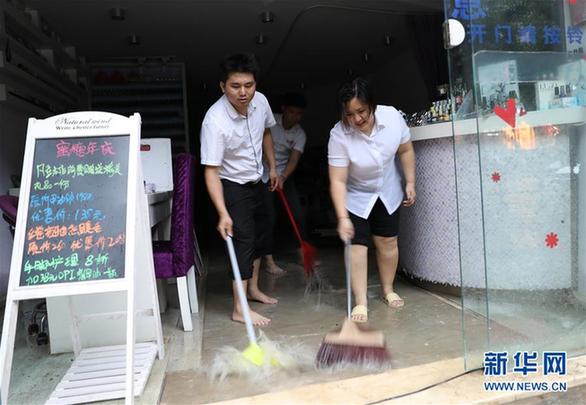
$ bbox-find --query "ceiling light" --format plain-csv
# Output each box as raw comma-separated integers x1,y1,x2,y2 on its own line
110,7,126,21
384,34,392,47
260,11,274,23
129,33,140,45
256,34,266,45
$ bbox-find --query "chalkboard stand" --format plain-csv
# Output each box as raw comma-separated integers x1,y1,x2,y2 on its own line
0,112,164,405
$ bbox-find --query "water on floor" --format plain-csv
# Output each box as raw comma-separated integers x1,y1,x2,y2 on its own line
2,244,585,404
160,246,513,404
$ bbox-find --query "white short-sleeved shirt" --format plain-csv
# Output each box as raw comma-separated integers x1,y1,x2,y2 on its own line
328,105,411,219
200,92,276,184
261,113,306,182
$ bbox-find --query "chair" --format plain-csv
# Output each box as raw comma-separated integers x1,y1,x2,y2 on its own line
0,195,18,235
153,154,199,331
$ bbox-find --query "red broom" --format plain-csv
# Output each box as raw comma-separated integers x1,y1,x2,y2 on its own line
316,241,390,367
276,187,316,276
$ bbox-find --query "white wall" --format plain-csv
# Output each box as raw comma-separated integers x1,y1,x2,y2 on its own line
0,102,47,303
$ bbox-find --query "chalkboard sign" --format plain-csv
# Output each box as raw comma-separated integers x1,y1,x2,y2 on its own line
20,135,130,287
1,112,164,405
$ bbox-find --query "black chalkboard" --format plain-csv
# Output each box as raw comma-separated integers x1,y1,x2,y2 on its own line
20,135,130,287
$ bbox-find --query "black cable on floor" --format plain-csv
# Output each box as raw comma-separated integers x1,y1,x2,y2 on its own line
365,367,483,404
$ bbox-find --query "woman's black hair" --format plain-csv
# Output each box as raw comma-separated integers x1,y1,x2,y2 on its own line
220,53,260,82
337,77,376,125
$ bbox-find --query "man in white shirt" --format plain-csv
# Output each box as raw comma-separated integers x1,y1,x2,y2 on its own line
260,93,308,275
200,53,280,326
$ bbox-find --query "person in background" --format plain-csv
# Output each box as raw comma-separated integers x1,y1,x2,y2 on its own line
328,77,416,323
200,53,280,326
261,93,308,275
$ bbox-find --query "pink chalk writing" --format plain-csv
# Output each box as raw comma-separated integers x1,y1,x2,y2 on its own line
56,140,115,158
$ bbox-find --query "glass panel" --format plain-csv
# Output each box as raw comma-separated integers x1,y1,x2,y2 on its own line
446,0,586,369
444,0,490,370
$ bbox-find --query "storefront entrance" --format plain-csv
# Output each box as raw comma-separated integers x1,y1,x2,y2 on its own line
0,0,584,403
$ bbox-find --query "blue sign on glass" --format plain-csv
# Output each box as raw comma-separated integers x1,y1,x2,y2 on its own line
451,0,487,21
543,352,567,376
567,26,583,44
513,351,539,376
484,351,508,376
468,24,487,44
495,25,513,44
518,25,537,45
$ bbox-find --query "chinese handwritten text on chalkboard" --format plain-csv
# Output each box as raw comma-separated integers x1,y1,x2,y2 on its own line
20,136,130,286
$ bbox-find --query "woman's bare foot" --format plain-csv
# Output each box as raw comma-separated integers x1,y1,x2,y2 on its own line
383,292,404,308
232,309,271,326
350,304,368,323
264,263,287,276
247,289,278,304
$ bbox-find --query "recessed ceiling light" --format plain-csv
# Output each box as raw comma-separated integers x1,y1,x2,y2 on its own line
256,34,266,45
260,11,274,23
384,34,392,47
129,33,140,45
110,7,126,21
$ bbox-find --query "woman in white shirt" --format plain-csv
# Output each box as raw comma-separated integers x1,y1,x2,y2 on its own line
328,77,416,322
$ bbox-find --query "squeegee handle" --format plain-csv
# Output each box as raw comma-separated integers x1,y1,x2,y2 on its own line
226,236,257,345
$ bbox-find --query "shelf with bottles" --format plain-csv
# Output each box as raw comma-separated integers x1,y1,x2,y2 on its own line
405,99,453,127
89,60,189,152
471,51,586,115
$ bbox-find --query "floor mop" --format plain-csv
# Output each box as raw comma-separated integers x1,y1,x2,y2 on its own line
226,235,275,367
315,241,391,367
208,237,307,381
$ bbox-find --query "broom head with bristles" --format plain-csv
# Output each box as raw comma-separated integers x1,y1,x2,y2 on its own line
316,319,390,367
301,240,316,277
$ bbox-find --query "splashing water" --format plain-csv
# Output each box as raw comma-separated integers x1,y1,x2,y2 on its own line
207,331,316,382
304,267,332,298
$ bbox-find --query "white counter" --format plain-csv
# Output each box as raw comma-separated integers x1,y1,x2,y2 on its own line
400,107,585,291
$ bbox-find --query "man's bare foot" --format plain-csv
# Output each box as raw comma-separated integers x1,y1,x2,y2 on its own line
247,289,278,304
232,309,271,326
264,263,287,276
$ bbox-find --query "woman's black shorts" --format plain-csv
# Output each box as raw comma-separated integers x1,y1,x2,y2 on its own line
349,198,400,246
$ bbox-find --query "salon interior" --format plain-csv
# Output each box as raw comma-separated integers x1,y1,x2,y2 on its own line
0,0,585,404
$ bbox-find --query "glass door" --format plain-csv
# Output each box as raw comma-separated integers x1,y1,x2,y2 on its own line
444,0,586,370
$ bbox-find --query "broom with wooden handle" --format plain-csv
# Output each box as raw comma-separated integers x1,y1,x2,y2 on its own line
315,240,391,367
